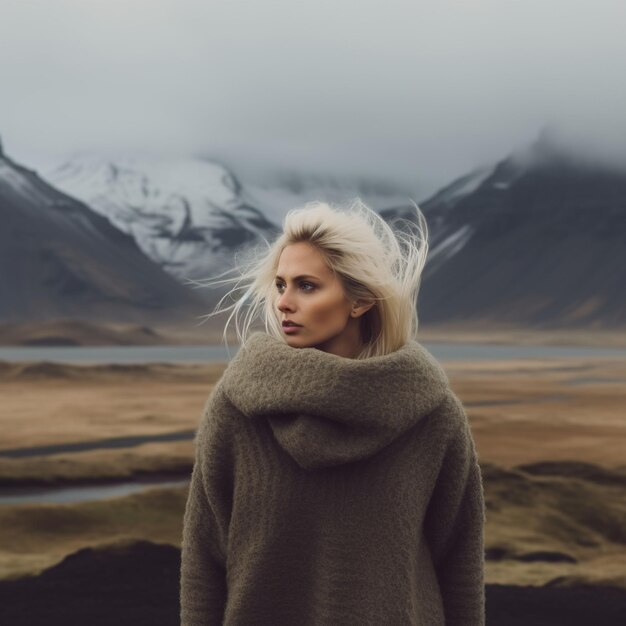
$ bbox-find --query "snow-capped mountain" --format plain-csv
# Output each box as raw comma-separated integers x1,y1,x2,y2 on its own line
412,130,626,328
0,141,208,324
43,153,281,283
43,152,425,285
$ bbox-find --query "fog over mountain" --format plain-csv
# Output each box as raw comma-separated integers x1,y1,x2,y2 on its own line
385,130,626,328
3,2,626,196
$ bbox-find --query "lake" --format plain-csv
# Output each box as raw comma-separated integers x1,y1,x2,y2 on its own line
0,476,190,506
2,341,626,364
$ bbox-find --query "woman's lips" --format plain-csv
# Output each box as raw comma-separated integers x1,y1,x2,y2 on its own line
282,324,302,333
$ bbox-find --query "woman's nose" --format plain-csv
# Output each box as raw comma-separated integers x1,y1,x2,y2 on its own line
277,291,294,311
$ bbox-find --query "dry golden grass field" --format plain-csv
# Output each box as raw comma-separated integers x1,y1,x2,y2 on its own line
0,348,625,594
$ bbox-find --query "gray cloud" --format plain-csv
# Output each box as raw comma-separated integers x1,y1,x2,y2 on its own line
1,0,625,192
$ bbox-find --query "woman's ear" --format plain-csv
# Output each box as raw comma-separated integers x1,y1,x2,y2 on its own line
351,300,376,318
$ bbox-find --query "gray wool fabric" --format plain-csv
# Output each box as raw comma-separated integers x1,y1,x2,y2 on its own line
180,331,486,625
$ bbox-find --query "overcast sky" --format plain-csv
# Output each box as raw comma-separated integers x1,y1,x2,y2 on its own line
1,0,625,192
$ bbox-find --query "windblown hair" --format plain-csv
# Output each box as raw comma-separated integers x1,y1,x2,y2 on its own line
189,197,429,359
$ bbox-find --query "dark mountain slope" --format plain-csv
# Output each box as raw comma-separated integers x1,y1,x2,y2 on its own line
382,133,626,329
0,145,207,324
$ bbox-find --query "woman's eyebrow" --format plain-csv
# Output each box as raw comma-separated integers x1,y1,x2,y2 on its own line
275,274,320,281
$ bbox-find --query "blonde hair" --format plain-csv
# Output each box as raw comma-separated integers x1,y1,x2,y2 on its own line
189,197,429,359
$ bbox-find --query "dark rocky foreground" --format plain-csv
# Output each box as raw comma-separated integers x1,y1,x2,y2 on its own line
486,582,626,625
0,540,624,625
0,541,181,626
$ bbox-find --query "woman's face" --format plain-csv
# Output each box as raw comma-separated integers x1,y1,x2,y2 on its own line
275,242,371,357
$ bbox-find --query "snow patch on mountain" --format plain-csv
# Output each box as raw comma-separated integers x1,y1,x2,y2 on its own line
425,223,474,276
429,165,495,210
42,153,278,282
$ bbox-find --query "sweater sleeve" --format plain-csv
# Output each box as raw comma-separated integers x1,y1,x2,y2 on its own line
180,393,231,626
423,403,486,626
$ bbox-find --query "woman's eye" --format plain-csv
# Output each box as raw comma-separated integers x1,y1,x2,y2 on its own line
276,282,315,292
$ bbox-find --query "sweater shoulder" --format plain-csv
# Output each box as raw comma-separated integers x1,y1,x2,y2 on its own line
195,380,240,453
427,386,475,452
434,385,469,429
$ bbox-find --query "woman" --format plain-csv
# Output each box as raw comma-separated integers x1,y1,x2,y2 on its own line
180,199,486,625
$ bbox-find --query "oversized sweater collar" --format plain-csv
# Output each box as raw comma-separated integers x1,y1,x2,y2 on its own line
219,331,451,470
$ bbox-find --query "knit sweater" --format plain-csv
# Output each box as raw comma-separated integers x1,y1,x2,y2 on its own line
180,331,486,625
